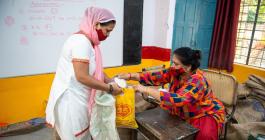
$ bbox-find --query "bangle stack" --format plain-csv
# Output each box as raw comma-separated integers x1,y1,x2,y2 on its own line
109,84,114,94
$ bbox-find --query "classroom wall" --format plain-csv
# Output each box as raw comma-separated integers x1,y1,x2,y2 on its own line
142,0,175,49
231,64,265,83
0,74,54,125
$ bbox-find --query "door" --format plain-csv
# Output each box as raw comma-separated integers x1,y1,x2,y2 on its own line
172,0,217,68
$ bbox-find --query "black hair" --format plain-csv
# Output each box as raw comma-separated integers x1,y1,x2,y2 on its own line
100,20,116,26
173,47,202,71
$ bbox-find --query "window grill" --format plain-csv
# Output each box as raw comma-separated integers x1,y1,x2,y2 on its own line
235,0,265,68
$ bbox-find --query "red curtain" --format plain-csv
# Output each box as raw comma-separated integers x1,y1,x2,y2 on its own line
208,0,241,72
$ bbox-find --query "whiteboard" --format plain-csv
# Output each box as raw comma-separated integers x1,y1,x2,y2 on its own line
0,0,124,78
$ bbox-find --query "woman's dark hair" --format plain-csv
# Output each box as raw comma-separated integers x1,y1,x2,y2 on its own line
100,20,116,26
173,47,202,71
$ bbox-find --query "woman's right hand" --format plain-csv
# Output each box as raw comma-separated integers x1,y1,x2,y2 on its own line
111,83,123,96
132,84,146,93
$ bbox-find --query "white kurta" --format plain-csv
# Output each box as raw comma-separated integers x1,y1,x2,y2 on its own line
45,34,96,139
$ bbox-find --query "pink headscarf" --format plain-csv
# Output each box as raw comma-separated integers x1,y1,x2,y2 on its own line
79,7,115,115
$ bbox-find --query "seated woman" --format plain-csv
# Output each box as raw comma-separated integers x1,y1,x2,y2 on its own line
118,47,225,140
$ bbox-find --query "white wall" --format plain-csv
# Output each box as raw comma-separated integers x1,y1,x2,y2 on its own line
142,0,175,49
166,0,176,50
142,0,156,46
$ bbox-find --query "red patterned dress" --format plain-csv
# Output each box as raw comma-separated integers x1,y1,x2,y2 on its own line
139,67,225,134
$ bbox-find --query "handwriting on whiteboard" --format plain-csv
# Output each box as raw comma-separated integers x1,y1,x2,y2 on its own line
2,0,94,39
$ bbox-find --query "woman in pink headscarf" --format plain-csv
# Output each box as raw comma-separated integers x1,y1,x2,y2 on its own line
45,7,122,140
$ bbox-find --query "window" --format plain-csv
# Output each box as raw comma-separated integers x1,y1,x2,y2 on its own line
235,0,265,68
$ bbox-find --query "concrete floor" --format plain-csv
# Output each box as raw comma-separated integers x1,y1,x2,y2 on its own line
1,127,54,140
0,127,145,140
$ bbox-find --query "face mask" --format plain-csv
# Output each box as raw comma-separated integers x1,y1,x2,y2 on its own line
178,67,186,74
170,66,186,74
96,29,107,41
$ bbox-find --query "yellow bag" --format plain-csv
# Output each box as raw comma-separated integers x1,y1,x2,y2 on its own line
115,88,138,129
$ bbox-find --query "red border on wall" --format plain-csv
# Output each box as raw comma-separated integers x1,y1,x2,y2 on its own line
142,46,171,61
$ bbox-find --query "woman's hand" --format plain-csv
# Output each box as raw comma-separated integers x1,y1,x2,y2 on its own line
117,73,130,80
111,83,123,96
133,84,161,102
132,84,146,93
